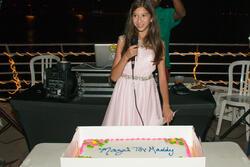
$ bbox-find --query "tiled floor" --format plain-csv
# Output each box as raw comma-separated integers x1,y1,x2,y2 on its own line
0,101,249,167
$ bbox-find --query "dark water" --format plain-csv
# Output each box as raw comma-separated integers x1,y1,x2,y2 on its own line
0,0,249,44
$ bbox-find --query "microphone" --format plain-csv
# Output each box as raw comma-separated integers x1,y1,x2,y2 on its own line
130,36,138,70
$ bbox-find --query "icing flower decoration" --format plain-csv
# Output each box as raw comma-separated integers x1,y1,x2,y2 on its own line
83,139,109,149
165,138,185,145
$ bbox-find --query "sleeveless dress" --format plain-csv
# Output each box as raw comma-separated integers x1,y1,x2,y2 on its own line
102,47,164,126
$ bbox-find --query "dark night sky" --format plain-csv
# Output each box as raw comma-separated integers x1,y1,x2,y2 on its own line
0,0,249,44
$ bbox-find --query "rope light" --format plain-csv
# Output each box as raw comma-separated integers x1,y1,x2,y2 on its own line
15,52,24,57
57,52,65,57
169,52,249,57
0,50,249,97
192,45,200,81
1,51,248,58
37,52,43,56
3,51,95,57
26,52,33,57
213,52,224,57
192,52,199,81
3,52,22,94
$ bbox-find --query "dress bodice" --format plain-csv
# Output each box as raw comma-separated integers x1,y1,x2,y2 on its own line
123,47,156,77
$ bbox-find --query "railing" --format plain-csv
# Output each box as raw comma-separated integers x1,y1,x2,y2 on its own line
0,43,249,99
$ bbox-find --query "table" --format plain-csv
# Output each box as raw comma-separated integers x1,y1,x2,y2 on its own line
169,88,216,141
10,84,215,150
19,142,250,167
10,85,109,150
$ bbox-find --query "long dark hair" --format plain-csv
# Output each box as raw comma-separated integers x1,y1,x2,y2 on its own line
123,0,163,64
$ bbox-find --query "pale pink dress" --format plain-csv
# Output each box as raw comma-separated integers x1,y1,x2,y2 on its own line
102,47,164,126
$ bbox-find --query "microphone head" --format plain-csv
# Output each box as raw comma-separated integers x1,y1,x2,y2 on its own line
131,36,138,45
130,36,138,65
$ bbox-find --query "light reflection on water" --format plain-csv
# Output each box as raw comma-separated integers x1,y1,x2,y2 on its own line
0,13,127,44
0,9,249,44
0,0,249,44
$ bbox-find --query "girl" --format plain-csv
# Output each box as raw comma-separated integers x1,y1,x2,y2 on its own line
102,0,173,126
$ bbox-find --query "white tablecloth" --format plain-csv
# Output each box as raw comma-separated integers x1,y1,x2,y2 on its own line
20,142,250,167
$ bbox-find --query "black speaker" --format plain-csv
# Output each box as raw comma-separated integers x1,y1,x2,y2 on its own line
44,61,77,101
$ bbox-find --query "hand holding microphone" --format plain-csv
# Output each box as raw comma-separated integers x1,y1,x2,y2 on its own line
126,45,138,59
125,36,138,63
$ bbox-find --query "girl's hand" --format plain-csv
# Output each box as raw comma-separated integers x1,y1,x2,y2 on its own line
124,45,138,60
162,104,174,125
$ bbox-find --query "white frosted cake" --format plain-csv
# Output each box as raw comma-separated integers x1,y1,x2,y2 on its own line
78,138,191,158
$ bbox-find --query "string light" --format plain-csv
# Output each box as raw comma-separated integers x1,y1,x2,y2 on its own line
192,45,200,81
0,50,249,98
2,51,95,57
3,52,22,94
193,52,199,81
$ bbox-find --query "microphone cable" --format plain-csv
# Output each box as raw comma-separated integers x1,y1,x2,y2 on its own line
132,62,144,126
131,36,144,126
